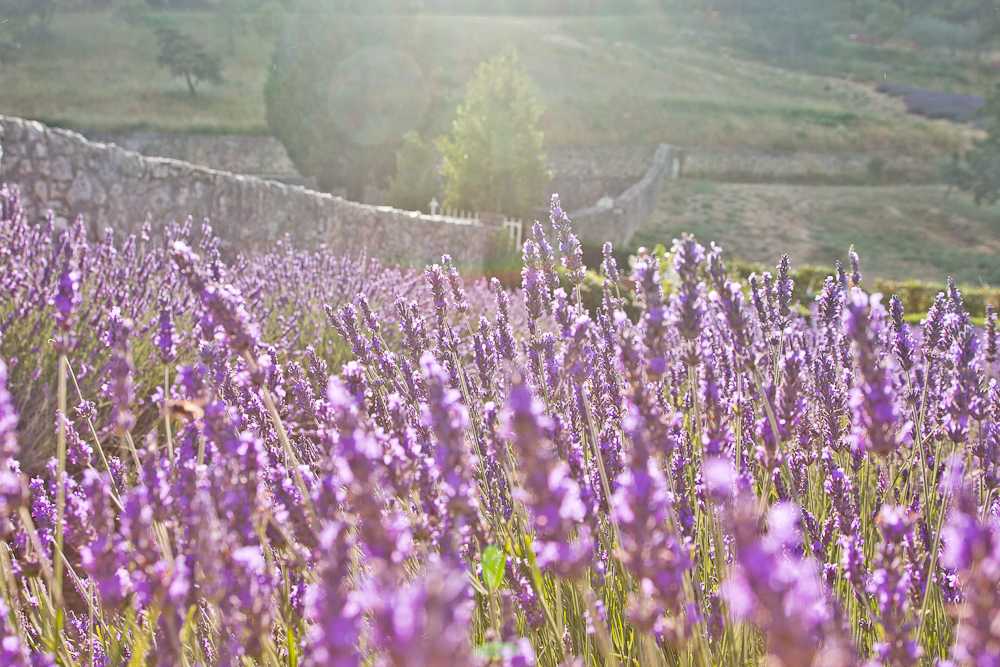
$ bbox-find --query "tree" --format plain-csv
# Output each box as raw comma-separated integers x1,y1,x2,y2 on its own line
951,83,1000,204
263,2,429,199
0,0,59,63
155,27,223,96
436,47,550,219
390,132,439,213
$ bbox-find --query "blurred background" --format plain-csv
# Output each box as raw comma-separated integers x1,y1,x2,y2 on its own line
2,0,1000,285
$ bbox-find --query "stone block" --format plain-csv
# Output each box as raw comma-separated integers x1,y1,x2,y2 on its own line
51,156,74,181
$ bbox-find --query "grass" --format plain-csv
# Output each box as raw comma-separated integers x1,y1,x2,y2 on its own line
669,2,1000,98
0,8,974,157
634,179,1000,286
0,10,273,134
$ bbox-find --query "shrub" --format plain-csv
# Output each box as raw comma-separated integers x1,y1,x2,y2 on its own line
389,131,439,213
867,153,887,183
437,46,550,219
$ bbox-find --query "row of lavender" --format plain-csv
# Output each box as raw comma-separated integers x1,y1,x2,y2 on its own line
0,181,998,666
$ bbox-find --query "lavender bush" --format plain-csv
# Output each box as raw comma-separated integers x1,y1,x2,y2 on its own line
0,183,998,667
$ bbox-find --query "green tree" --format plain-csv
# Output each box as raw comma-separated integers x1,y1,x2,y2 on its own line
263,3,429,199
436,47,549,219
155,27,223,96
950,83,1000,203
390,132,438,213
0,0,59,63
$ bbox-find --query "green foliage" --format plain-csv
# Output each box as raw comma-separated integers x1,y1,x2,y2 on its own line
389,131,438,213
113,0,161,28
726,258,1000,317
263,4,425,199
480,546,505,592
0,0,59,62
304,0,658,14
867,154,887,184
862,0,905,40
950,82,1000,204
252,0,285,39
154,27,223,96
436,47,549,219
902,15,978,53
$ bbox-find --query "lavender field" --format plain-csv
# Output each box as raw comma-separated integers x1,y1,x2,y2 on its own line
0,183,997,667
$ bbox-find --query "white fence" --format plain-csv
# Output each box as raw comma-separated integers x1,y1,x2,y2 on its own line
429,197,523,251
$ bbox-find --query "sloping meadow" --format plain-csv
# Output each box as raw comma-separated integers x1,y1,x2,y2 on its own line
0,184,998,666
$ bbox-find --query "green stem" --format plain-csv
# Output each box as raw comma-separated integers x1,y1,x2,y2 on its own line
163,364,174,463
54,354,67,621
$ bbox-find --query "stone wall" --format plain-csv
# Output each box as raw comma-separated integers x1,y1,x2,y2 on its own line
568,144,674,248
545,145,658,212
80,130,316,187
679,147,937,184
0,116,499,266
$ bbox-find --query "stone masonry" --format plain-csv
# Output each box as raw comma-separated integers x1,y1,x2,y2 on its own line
567,144,674,248
0,116,500,266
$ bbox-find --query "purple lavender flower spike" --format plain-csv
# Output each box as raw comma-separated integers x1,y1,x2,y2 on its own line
50,261,82,355
848,245,862,287
725,501,836,667
306,522,362,667
940,476,1000,667
670,234,706,346
844,291,909,456
105,312,136,435
154,299,177,364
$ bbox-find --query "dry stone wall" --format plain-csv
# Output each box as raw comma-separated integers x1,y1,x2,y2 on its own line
79,130,315,187
567,144,674,248
545,145,659,212
0,117,499,266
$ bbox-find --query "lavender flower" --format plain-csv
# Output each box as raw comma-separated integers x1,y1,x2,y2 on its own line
670,234,706,346
154,300,177,364
49,261,82,355
105,312,136,435
725,502,832,667
845,291,908,456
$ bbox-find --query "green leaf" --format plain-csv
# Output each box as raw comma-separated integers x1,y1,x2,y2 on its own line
481,545,505,592
474,642,520,660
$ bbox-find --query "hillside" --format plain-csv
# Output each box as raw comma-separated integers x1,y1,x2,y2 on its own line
635,181,1000,286
0,7,973,157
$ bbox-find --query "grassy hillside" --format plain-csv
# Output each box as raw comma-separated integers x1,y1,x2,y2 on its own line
0,7,973,157
634,180,1000,285
0,10,274,134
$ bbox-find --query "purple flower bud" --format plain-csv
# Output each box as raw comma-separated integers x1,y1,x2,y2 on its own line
50,262,82,355
154,301,177,364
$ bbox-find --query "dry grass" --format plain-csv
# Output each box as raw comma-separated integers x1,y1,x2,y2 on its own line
634,180,1000,285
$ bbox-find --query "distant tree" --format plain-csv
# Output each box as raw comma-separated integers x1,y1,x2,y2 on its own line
155,27,223,96
390,132,439,213
0,0,59,61
436,47,550,218
950,82,1000,204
